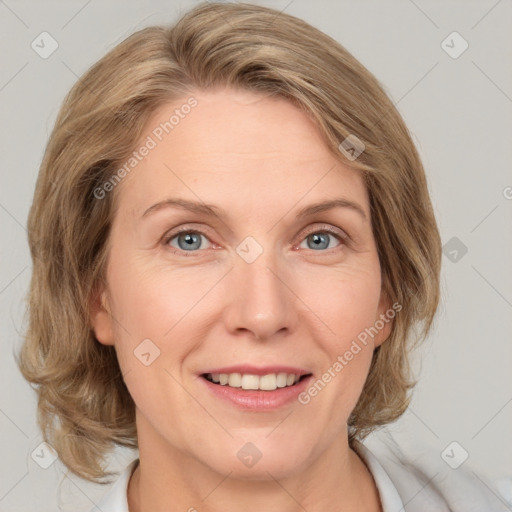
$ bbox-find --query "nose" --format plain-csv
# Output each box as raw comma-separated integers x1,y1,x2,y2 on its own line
223,250,297,341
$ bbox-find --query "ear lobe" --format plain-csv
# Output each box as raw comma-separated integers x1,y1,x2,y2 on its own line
373,317,392,348
89,283,115,346
373,289,394,348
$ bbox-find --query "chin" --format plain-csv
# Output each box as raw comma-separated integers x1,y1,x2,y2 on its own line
197,435,315,481
219,456,307,482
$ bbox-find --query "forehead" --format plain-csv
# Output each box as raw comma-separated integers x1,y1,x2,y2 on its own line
115,88,369,218
147,88,330,157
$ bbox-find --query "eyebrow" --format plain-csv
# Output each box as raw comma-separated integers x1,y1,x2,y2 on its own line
141,197,367,221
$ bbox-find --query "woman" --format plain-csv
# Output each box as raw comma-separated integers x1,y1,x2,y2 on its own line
18,2,506,511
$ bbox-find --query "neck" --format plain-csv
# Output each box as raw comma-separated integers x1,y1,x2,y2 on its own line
128,415,382,512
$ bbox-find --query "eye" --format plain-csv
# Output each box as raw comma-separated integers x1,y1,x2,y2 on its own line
298,228,345,251
166,230,213,252
163,225,348,256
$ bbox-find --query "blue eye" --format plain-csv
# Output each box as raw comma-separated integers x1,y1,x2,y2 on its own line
299,231,342,251
164,226,346,257
168,231,211,251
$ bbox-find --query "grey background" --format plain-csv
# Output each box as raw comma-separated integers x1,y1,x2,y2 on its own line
1,0,511,510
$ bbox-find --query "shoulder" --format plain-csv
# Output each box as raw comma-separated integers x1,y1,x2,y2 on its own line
354,437,511,512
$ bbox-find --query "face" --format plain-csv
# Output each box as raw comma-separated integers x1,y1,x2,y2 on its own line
91,87,391,479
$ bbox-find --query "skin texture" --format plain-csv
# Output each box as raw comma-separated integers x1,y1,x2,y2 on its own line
91,87,391,512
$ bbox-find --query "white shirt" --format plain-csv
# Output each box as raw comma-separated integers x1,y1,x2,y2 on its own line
92,441,510,511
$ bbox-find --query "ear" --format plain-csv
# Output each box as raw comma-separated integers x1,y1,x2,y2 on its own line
89,280,115,346
373,288,394,348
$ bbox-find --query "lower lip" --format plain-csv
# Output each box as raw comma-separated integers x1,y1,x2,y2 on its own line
200,375,313,411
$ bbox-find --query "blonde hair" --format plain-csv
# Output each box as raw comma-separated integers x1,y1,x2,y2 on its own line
18,1,441,482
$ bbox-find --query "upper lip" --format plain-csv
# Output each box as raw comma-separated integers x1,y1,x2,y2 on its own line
200,365,312,376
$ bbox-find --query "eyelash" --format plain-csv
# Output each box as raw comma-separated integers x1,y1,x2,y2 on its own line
162,224,350,257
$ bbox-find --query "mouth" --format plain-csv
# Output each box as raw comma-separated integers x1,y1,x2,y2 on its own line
198,367,313,410
202,372,312,391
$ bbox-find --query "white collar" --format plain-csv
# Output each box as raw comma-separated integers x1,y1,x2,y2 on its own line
95,458,137,511
352,440,405,511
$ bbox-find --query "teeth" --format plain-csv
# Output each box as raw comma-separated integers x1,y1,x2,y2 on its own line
206,372,304,391
276,373,288,388
241,374,260,390
228,373,242,388
259,374,277,391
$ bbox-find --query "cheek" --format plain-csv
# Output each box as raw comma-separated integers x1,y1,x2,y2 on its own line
299,264,383,343
294,266,382,409
105,256,224,369
108,253,193,330
104,263,204,421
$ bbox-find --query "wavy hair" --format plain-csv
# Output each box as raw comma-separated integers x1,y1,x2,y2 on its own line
18,1,441,482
